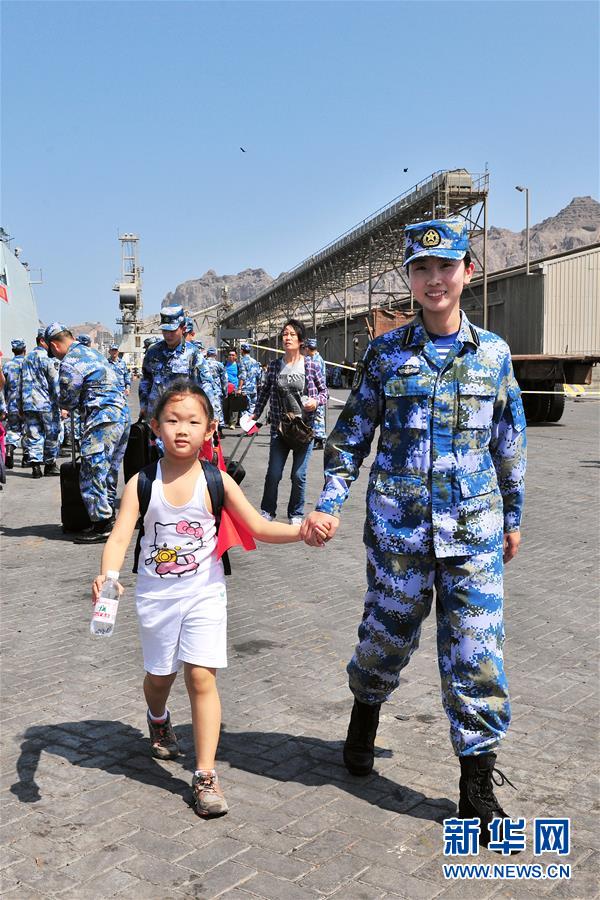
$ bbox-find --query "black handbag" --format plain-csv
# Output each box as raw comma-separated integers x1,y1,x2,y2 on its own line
277,369,314,450
278,412,314,451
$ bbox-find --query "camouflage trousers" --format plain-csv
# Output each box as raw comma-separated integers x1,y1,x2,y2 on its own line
212,394,225,427
23,411,61,464
243,388,258,416
313,404,326,440
347,545,509,757
5,412,22,448
80,411,130,521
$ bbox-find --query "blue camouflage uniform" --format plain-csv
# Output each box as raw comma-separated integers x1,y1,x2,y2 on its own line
206,349,228,426
306,341,327,439
21,343,61,465
139,339,217,417
3,342,26,448
316,244,526,758
48,327,130,522
107,353,132,393
239,345,262,416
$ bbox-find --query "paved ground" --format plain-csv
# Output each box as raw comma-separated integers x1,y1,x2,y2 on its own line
1,390,599,899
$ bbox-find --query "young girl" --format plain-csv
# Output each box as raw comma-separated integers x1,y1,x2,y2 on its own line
92,379,327,818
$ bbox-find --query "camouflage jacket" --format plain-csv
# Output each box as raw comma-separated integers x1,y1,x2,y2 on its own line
316,311,526,558
2,357,25,415
139,339,216,416
107,358,131,392
206,358,228,397
21,346,60,413
58,343,126,444
239,354,262,392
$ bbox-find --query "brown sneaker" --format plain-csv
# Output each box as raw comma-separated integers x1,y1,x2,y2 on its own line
192,770,229,817
147,712,179,759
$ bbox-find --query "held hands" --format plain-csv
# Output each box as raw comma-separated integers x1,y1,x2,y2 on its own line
503,531,521,564
92,574,125,605
300,511,340,547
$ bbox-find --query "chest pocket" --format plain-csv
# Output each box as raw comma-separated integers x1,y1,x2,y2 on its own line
170,356,190,376
384,375,431,431
457,379,496,430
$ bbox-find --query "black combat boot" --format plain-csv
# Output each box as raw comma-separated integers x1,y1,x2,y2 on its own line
31,463,43,479
5,445,14,469
44,462,60,476
459,753,517,851
343,698,381,776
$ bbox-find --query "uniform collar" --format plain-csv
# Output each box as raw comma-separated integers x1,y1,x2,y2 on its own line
403,310,479,350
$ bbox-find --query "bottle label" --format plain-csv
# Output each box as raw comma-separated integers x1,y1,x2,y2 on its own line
92,598,119,624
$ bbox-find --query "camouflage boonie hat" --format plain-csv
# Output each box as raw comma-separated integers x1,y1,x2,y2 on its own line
403,218,469,267
160,305,185,332
77,334,92,346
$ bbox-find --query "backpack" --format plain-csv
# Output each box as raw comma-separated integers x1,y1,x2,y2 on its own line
132,459,231,576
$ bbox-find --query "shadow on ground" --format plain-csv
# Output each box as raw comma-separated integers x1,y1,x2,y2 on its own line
10,720,455,823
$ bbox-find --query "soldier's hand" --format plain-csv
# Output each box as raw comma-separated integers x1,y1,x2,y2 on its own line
301,511,339,547
503,531,521,564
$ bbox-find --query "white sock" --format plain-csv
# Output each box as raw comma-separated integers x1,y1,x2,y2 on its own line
148,708,168,724
195,768,216,778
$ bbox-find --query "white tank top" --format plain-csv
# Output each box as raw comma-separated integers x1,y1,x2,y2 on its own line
136,462,223,600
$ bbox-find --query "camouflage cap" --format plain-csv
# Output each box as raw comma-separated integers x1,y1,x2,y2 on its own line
109,344,119,351
37,328,46,339
143,336,160,348
240,342,251,351
77,334,92,346
403,218,469,267
45,322,69,342
160,305,185,331
11,339,26,352
306,338,317,349
206,346,217,356
183,316,195,334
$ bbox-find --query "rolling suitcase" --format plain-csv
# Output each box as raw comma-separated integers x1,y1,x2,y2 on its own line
123,418,159,482
224,430,258,484
60,412,91,533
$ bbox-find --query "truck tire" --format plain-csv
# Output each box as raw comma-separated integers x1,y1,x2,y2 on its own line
523,392,551,423
546,388,566,423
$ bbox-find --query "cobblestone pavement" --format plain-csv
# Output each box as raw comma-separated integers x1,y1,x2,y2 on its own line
1,390,598,899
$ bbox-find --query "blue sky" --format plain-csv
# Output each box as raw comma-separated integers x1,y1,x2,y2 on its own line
2,0,598,326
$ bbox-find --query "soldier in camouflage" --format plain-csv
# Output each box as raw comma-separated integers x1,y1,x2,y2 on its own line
205,347,228,432
45,324,130,543
21,330,62,478
139,307,217,420
107,345,131,395
304,338,327,448
3,339,27,469
302,219,527,849
238,343,262,416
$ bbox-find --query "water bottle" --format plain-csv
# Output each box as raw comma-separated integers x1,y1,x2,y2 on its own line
90,571,121,637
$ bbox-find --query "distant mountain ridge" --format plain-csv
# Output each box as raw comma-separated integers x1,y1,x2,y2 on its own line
156,196,599,319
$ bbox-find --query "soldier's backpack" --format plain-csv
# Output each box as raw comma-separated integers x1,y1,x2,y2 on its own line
132,459,231,576
123,417,159,483
60,412,92,533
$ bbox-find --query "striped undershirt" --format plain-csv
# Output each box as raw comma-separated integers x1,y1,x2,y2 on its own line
427,330,460,362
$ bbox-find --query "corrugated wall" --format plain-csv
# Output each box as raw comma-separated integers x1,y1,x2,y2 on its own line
543,247,600,354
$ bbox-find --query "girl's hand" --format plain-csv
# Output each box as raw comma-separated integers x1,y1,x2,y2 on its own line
92,575,124,604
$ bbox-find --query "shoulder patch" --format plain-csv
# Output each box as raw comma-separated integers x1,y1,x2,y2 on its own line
351,362,364,393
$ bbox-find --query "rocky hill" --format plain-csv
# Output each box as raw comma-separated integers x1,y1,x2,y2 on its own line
155,196,599,320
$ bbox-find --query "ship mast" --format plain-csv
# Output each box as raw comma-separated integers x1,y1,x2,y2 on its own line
113,233,143,371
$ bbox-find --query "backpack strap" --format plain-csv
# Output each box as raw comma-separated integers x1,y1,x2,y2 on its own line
132,460,158,573
200,459,231,576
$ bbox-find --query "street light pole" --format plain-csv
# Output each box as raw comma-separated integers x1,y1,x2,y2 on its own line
515,185,530,275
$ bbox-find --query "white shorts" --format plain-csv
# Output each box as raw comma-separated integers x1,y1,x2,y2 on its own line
135,579,228,675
